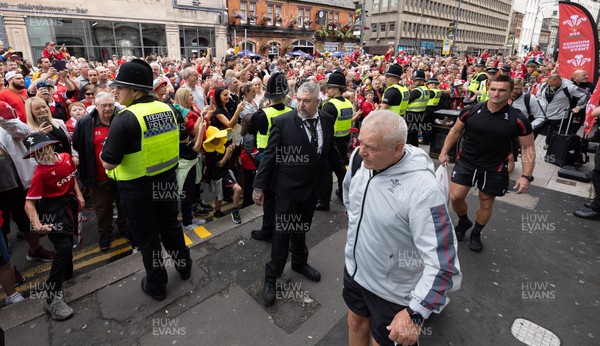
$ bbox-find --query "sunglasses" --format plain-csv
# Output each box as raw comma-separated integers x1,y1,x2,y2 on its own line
85,93,94,96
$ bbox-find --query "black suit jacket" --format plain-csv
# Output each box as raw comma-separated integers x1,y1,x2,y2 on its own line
253,109,338,201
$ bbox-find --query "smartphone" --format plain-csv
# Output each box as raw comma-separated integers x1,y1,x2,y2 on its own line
52,59,67,71
38,115,49,126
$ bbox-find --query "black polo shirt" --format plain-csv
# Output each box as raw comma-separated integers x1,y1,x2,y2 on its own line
457,102,532,171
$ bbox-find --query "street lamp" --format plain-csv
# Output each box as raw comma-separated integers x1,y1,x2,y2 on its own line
449,0,462,56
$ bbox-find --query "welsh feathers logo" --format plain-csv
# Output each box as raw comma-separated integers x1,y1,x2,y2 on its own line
563,14,587,31
567,54,591,67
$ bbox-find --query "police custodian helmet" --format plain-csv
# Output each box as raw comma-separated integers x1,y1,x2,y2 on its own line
385,64,403,79
326,71,347,90
264,72,289,100
111,59,154,92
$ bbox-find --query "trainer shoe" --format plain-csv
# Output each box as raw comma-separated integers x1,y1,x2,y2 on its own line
182,224,196,232
192,217,207,226
5,292,24,305
198,200,213,210
454,219,473,242
213,210,225,219
14,268,25,286
231,208,242,224
194,205,211,216
469,231,483,252
44,296,74,321
27,246,55,262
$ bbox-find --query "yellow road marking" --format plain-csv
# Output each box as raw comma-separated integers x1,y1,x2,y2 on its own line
3,246,133,301
20,237,131,278
183,233,193,246
194,226,212,239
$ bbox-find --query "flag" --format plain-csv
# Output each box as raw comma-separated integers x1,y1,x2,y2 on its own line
558,1,598,84
584,80,600,135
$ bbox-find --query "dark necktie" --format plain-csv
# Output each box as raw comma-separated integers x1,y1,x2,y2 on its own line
305,118,318,152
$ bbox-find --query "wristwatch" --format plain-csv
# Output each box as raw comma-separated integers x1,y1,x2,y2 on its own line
521,175,534,182
406,307,424,326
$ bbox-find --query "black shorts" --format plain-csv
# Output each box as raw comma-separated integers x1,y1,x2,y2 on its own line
342,267,407,346
451,160,509,196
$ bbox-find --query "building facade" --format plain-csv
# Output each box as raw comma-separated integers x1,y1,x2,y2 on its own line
227,0,357,58
0,0,229,62
362,0,513,55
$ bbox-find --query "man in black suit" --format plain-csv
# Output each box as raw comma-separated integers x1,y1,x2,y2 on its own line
253,82,339,305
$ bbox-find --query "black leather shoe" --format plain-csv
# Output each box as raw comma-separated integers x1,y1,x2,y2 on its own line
263,281,276,306
468,232,483,252
179,267,192,280
584,202,591,209
574,209,600,220
292,264,321,282
251,230,272,242
315,203,330,211
141,277,166,301
454,220,473,242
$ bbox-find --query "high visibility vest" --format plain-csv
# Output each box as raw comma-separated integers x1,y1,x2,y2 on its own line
427,88,442,107
407,86,430,113
383,84,410,115
106,101,179,181
468,71,487,92
256,105,291,149
477,81,489,102
327,98,354,137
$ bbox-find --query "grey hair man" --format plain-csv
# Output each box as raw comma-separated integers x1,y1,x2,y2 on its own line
180,66,205,109
252,81,341,306
343,110,461,346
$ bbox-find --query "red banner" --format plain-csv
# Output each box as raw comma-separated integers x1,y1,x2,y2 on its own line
584,80,600,135
558,1,598,84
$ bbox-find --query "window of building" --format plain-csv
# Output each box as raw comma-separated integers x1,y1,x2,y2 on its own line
291,39,314,54
179,26,215,59
240,2,247,23
380,23,386,32
381,0,389,10
276,6,282,26
390,0,398,9
27,18,170,61
267,42,280,58
389,22,396,32
374,0,380,11
371,23,378,32
298,9,304,26
334,12,339,24
249,3,256,24
267,6,274,26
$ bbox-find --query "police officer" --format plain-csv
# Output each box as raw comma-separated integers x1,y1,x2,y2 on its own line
476,67,499,103
100,60,191,301
381,64,410,117
466,59,487,104
424,77,442,145
248,72,292,241
406,70,430,146
500,65,512,77
316,71,351,210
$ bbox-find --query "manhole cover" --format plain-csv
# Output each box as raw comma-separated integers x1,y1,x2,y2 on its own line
511,318,560,346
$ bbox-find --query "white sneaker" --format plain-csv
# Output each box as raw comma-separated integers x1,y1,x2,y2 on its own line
191,217,206,226
5,292,24,305
43,296,74,320
182,224,196,232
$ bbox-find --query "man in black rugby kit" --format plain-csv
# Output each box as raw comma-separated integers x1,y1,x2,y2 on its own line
439,75,536,252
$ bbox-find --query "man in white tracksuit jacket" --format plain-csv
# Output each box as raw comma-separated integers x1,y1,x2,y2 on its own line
342,110,461,346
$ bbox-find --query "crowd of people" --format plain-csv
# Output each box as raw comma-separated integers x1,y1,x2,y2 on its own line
0,39,598,345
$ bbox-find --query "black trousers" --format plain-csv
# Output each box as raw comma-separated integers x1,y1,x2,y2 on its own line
265,194,317,284
318,136,348,205
0,186,31,237
257,188,276,235
423,107,437,145
118,173,191,295
404,112,422,147
46,234,73,297
591,146,600,212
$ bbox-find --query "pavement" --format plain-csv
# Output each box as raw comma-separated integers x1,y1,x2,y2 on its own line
0,136,598,346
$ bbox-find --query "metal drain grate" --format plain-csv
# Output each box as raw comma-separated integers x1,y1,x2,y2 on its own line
511,318,561,346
